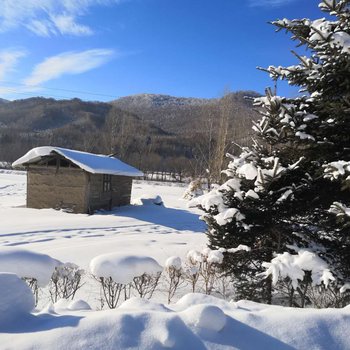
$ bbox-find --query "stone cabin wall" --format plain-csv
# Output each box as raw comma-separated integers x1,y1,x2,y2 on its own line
27,166,88,213
87,174,132,213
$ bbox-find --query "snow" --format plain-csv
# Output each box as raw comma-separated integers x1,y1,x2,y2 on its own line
90,253,163,284
68,299,92,311
0,247,61,287
262,250,335,289
132,194,163,206
329,201,350,218
180,304,226,331
207,249,224,264
12,146,144,177
276,189,293,204
324,160,350,180
237,163,258,180
165,256,182,270
190,189,227,212
214,208,245,226
227,244,251,254
245,189,259,199
1,171,350,349
0,273,35,324
1,290,349,349
295,131,315,141
340,283,350,294
330,31,350,54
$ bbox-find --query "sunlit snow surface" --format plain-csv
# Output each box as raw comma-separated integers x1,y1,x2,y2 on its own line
0,171,206,271
1,171,350,350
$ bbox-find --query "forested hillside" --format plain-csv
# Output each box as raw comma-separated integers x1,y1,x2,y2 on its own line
0,91,259,179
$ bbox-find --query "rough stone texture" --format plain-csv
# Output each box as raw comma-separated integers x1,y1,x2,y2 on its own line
27,164,133,214
27,166,88,213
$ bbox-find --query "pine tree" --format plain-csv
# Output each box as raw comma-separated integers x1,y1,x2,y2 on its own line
192,0,350,305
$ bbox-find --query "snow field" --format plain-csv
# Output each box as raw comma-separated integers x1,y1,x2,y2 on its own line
1,171,350,349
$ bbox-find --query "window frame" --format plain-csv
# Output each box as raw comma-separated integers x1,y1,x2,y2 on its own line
102,174,112,192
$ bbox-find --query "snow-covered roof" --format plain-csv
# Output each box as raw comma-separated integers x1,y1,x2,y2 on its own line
12,146,144,177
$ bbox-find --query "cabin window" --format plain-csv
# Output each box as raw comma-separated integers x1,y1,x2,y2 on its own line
103,174,112,192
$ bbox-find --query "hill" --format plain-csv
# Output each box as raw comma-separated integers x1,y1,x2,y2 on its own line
0,97,167,164
111,91,259,136
0,91,259,178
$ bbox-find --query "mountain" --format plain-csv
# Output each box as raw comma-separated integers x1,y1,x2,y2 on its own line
113,93,211,109
0,97,167,162
111,91,260,135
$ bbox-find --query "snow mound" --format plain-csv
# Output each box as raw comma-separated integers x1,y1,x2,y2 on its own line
132,195,163,206
173,293,236,313
181,304,226,332
0,273,35,323
119,297,171,312
68,299,91,311
0,248,61,287
90,253,163,284
165,256,182,270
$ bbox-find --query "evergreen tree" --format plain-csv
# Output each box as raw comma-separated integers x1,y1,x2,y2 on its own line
192,0,350,305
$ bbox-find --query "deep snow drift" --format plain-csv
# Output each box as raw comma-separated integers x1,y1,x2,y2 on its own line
1,292,350,350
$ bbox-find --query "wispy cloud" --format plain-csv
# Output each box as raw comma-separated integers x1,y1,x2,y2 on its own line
0,48,27,80
0,0,120,37
248,0,297,7
24,49,115,86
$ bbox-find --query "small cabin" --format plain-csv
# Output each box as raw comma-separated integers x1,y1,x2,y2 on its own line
12,146,144,214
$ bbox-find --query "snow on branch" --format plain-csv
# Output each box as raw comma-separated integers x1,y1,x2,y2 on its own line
329,201,350,218
324,160,350,180
262,250,335,289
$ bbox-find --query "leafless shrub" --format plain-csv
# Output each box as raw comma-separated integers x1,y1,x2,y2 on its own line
132,272,162,299
164,257,184,303
49,263,84,303
97,277,127,309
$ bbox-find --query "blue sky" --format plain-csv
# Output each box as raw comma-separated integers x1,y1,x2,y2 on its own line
0,0,321,101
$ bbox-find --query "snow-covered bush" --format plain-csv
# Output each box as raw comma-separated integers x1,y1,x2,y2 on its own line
164,256,184,303
90,253,163,308
0,248,61,305
185,248,224,295
49,263,85,303
183,180,204,200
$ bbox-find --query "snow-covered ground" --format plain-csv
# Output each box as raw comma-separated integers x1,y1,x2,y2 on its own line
0,172,207,271
1,171,350,350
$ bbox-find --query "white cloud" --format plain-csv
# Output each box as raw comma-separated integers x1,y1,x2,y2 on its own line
0,49,27,80
24,49,115,86
51,15,93,36
0,84,42,96
248,0,297,7
0,0,120,37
